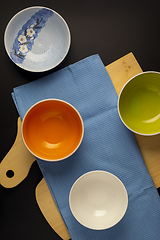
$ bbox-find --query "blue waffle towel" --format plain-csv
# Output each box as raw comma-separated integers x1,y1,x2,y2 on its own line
12,55,160,239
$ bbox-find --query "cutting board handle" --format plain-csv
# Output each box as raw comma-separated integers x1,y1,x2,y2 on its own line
0,117,36,188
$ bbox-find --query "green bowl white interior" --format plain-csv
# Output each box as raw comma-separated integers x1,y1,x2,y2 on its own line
118,71,160,135
4,6,71,72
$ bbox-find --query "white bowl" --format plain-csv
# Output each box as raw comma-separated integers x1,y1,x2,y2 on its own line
4,6,71,72
69,171,128,230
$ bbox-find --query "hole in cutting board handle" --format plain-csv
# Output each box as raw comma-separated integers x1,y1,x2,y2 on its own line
6,170,14,178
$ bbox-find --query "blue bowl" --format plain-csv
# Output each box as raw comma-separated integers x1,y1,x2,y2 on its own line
4,6,71,72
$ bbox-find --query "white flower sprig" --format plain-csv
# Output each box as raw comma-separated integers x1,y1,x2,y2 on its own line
14,18,43,59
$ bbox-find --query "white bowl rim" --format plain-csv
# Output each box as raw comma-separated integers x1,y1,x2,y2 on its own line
69,170,128,230
117,71,160,136
4,6,71,72
21,98,84,161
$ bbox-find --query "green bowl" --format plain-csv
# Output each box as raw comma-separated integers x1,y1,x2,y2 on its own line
118,71,160,136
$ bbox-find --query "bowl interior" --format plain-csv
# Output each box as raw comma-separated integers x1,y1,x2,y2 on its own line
22,99,84,161
118,72,160,135
4,7,71,72
69,171,128,230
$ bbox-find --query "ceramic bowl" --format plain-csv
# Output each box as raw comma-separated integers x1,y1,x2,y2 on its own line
22,99,84,161
118,71,160,135
4,6,71,72
69,171,128,230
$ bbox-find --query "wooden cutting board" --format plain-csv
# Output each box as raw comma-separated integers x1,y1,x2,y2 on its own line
1,52,160,240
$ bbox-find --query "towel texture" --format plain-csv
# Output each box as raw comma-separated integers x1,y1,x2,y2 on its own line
12,55,160,239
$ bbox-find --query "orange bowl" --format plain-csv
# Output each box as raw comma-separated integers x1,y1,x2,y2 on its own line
22,99,84,161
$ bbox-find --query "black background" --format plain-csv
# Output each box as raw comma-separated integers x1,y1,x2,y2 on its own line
1,0,160,239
